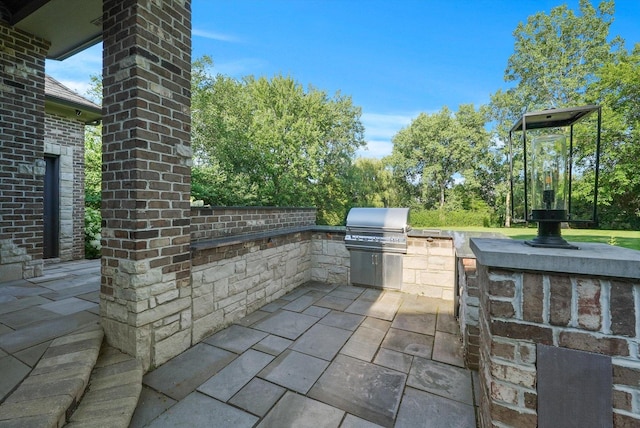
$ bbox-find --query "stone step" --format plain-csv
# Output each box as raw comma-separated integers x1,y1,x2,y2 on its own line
0,323,103,427
65,344,143,427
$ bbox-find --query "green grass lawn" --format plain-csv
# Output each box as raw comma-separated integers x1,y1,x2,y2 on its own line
436,226,640,251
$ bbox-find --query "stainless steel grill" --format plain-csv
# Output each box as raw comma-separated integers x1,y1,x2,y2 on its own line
345,208,410,289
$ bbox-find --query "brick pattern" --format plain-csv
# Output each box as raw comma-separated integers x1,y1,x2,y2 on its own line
191,231,312,343
191,207,316,242
458,257,479,370
0,23,50,280
311,230,349,284
403,236,455,299
100,0,192,369
476,265,640,427
44,113,86,261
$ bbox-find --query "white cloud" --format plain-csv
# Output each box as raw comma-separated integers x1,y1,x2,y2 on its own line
361,112,415,141
357,139,394,159
193,28,241,43
214,58,268,77
357,112,420,159
46,44,102,98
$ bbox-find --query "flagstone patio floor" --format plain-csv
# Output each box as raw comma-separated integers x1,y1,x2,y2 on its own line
0,259,479,427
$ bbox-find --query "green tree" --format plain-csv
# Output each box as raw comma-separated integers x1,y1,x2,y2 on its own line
387,105,490,210
489,0,623,226
84,74,102,209
191,57,365,224
505,0,620,110
586,45,640,228
349,158,396,208
84,125,101,209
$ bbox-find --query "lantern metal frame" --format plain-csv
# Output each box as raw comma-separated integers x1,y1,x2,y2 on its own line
509,105,602,249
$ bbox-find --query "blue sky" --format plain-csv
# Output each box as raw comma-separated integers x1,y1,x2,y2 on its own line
46,0,640,158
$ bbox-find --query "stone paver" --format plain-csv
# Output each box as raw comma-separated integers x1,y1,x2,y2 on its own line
281,294,319,312
346,293,402,321
309,354,407,427
256,391,344,428
259,299,289,313
0,355,31,399
228,377,286,417
0,311,99,354
259,349,329,394
302,305,332,318
234,309,270,327
129,386,177,428
374,348,413,373
252,310,318,340
252,334,292,356
204,324,268,354
290,323,352,361
342,414,386,428
145,391,258,428
433,330,465,367
381,328,434,358
142,343,236,400
395,387,476,428
407,357,474,405
340,326,387,362
197,349,274,401
314,294,355,311
319,310,365,331
391,312,437,336
0,306,59,329
39,297,98,315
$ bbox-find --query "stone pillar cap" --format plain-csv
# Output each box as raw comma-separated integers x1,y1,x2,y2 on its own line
470,238,640,280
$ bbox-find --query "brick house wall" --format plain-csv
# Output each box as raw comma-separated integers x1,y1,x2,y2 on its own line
0,23,50,281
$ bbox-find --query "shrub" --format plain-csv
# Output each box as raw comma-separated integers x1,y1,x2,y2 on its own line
85,207,102,259
409,209,492,228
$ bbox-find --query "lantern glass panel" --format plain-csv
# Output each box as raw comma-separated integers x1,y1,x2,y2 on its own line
530,134,568,215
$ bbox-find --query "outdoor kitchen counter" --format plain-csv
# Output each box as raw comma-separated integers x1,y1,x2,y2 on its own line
190,225,345,251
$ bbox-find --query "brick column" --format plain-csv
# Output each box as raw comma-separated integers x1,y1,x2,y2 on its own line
0,23,50,280
458,257,479,370
101,0,192,369
471,239,640,428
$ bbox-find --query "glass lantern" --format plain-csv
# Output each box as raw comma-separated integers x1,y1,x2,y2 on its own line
509,106,602,249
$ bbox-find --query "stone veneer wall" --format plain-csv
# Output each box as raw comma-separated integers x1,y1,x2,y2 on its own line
472,240,640,428
44,113,86,261
190,230,312,343
403,234,455,299
191,207,317,242
311,229,350,284
187,224,457,350
0,23,50,281
243,227,457,300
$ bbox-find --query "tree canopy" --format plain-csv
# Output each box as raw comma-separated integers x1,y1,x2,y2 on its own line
386,105,490,210
191,57,365,224
487,0,638,228
83,1,638,230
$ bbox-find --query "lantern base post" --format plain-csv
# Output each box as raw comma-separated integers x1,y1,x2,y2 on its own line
526,210,578,250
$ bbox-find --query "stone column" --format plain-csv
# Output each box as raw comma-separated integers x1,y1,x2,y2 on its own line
0,23,49,280
470,238,640,428
101,0,192,370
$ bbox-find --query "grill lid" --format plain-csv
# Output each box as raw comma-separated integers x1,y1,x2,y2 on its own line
345,208,410,232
